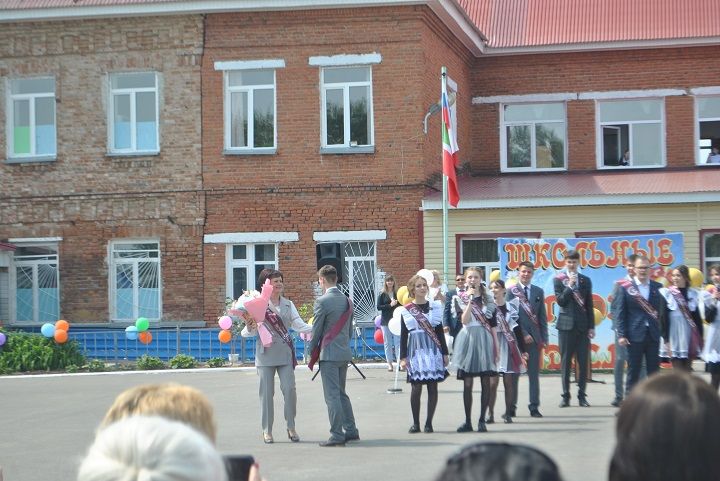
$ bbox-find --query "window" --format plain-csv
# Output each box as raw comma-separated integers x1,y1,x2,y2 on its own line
7,77,56,159
11,243,59,323
598,99,664,168
110,241,161,321
226,243,278,299
339,241,376,325
321,66,373,150
501,103,566,171
224,70,276,151
704,232,720,280
108,72,159,154
697,96,720,165
460,239,500,280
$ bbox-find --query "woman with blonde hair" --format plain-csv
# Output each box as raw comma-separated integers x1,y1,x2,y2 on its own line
377,274,401,371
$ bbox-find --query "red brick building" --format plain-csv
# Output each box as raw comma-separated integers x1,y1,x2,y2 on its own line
2,0,720,330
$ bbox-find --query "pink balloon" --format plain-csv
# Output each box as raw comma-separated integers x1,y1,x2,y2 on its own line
218,315,233,330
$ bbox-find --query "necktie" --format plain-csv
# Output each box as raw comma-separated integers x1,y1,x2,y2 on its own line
524,286,529,299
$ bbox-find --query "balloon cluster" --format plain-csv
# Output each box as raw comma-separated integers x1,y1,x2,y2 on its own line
218,316,233,344
125,317,152,344
41,320,71,344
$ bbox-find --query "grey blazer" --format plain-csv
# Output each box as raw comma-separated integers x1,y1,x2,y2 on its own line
506,284,548,344
241,297,312,367
553,272,594,331
309,287,352,362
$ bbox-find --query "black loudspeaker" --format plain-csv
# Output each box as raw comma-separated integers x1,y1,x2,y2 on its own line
316,243,344,283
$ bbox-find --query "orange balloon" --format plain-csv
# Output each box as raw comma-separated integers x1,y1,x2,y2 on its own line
218,329,232,344
55,320,70,331
54,328,68,344
138,331,153,344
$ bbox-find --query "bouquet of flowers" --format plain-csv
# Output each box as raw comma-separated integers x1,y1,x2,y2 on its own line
228,279,274,347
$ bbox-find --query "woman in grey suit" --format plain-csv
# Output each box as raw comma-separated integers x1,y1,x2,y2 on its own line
241,269,312,444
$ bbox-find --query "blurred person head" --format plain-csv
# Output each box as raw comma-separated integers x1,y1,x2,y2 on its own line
609,371,720,481
78,415,227,481
101,383,217,443
435,441,563,481
670,265,691,288
407,274,428,301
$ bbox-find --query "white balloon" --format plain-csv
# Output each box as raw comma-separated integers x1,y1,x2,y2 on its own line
417,268,434,286
429,287,440,300
388,310,402,336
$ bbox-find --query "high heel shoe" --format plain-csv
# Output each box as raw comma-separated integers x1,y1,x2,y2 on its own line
287,429,300,443
263,432,274,444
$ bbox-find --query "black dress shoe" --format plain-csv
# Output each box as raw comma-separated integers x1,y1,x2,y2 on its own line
319,439,346,447
408,424,420,434
508,409,517,418
423,424,434,433
477,421,487,432
502,414,513,424
456,422,473,432
559,398,570,408
486,414,494,424
578,398,591,407
610,398,623,407
344,432,360,442
530,409,543,418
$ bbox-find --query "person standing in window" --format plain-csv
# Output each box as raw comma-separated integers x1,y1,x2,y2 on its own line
452,267,498,433
241,268,312,444
399,274,449,434
659,265,703,371
707,145,720,164
377,275,400,372
619,149,630,166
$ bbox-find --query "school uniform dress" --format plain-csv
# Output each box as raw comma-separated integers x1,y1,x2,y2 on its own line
495,301,527,374
660,287,702,359
702,290,720,373
451,292,498,378
399,300,448,384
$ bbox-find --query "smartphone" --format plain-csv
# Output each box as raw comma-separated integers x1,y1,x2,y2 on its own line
223,454,255,481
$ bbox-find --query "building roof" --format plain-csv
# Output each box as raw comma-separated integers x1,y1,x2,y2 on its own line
422,169,720,210
458,0,720,51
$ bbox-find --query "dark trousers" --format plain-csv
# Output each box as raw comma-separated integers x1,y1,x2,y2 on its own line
511,342,541,411
559,329,590,399
626,332,660,394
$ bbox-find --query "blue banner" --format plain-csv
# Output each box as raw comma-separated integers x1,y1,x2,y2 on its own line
497,233,684,369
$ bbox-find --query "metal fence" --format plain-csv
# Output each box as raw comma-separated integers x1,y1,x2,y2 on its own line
59,326,387,364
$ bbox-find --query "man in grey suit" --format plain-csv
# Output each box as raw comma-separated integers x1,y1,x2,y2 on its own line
554,250,594,408
309,265,359,447
506,261,548,418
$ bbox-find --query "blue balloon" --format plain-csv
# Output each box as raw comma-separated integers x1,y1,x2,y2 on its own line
125,325,138,341
41,323,55,338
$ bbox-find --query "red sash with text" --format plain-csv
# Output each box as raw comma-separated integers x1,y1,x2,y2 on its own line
668,286,703,358
510,284,545,350
405,303,442,350
469,300,498,360
264,307,298,368
496,306,524,371
308,299,353,371
555,272,585,309
617,279,659,321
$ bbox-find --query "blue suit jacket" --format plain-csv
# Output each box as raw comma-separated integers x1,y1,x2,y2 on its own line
611,280,667,343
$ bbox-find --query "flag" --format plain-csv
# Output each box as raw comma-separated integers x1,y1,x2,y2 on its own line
441,82,460,207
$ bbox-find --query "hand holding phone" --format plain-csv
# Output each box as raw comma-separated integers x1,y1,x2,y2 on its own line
224,455,255,481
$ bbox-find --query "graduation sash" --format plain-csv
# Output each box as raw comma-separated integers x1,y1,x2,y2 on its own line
496,305,524,370
510,284,545,349
668,286,703,357
617,279,659,320
264,306,297,368
405,302,442,350
308,298,353,371
556,272,585,308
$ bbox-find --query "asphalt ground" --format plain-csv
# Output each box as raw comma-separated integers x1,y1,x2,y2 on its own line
1,364,703,481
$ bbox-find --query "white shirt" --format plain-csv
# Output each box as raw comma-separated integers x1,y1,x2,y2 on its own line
633,277,650,300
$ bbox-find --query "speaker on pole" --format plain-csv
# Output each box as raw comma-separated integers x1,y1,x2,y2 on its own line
316,243,344,283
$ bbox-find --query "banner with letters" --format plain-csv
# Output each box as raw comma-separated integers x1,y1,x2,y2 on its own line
497,233,684,370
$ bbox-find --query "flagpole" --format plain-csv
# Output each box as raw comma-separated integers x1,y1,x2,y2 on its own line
441,66,449,288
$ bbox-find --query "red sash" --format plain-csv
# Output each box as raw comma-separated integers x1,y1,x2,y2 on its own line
556,272,585,308
510,284,545,350
404,302,442,350
617,279,659,320
308,298,353,371
668,286,703,357
496,305,523,370
264,307,297,368
469,300,498,360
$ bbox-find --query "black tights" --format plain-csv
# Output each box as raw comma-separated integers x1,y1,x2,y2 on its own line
411,382,438,427
712,373,720,391
462,377,492,423
487,373,515,416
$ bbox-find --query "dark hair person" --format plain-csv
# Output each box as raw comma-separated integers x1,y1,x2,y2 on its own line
609,371,720,481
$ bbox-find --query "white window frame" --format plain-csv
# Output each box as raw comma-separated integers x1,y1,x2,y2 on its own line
703,231,720,281
6,77,56,161
8,240,60,324
695,95,720,166
596,98,666,169
225,243,279,299
459,238,500,281
107,72,160,154
221,67,279,153
320,66,374,150
500,102,567,172
108,239,162,322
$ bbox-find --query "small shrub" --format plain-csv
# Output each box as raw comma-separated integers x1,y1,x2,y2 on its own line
169,354,197,369
0,331,85,373
86,359,106,372
206,357,226,368
65,364,80,373
136,355,165,371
